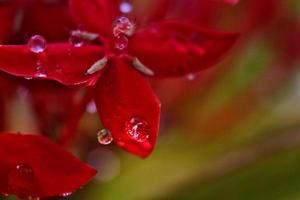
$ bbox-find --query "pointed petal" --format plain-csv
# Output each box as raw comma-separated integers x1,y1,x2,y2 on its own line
69,0,120,37
0,43,106,86
128,21,239,78
93,58,161,158
0,133,96,199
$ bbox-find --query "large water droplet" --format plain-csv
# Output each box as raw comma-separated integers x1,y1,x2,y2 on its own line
119,1,133,13
27,35,47,54
114,35,129,50
113,16,135,37
97,129,113,145
125,117,150,142
15,163,34,181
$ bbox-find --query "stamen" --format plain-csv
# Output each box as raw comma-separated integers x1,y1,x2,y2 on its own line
86,57,108,75
132,58,154,76
71,30,99,41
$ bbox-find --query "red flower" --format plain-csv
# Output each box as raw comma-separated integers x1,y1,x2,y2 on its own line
0,133,96,199
0,0,239,157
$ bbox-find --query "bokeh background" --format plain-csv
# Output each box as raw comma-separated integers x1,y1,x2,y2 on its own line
2,0,300,199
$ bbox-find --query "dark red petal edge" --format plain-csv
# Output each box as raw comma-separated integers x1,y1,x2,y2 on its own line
93,57,161,158
129,20,239,78
0,43,106,86
0,133,96,199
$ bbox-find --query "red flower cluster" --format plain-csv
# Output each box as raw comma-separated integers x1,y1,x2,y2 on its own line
0,0,239,198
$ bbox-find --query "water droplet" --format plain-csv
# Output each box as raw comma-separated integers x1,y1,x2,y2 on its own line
97,129,113,145
114,35,128,50
15,163,34,181
69,32,84,47
119,1,133,13
55,64,62,73
35,64,47,78
125,117,150,142
113,16,135,37
27,35,47,54
61,192,72,197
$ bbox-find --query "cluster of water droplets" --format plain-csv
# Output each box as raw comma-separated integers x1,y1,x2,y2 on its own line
112,16,135,50
27,35,48,78
14,163,35,181
97,116,150,146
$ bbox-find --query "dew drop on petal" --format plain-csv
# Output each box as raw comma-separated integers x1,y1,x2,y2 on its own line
69,33,84,47
27,35,47,54
113,16,135,37
125,117,150,142
35,64,47,78
114,35,129,50
119,1,133,13
97,129,113,145
61,192,72,197
15,163,35,181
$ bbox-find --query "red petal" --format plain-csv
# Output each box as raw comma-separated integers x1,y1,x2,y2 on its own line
133,0,169,25
211,0,239,5
0,43,106,86
25,81,78,137
93,58,161,158
21,0,74,41
128,21,239,78
0,133,96,198
69,0,120,37
0,3,16,42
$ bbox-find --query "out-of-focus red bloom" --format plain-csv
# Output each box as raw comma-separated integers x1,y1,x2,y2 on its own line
0,0,239,157
0,0,73,43
0,133,96,199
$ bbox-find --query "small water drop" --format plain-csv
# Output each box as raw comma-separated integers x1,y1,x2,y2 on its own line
61,192,72,197
35,64,47,78
15,163,34,181
119,1,133,13
27,35,47,54
97,129,113,145
125,117,150,142
69,32,84,47
114,35,129,50
113,16,135,37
